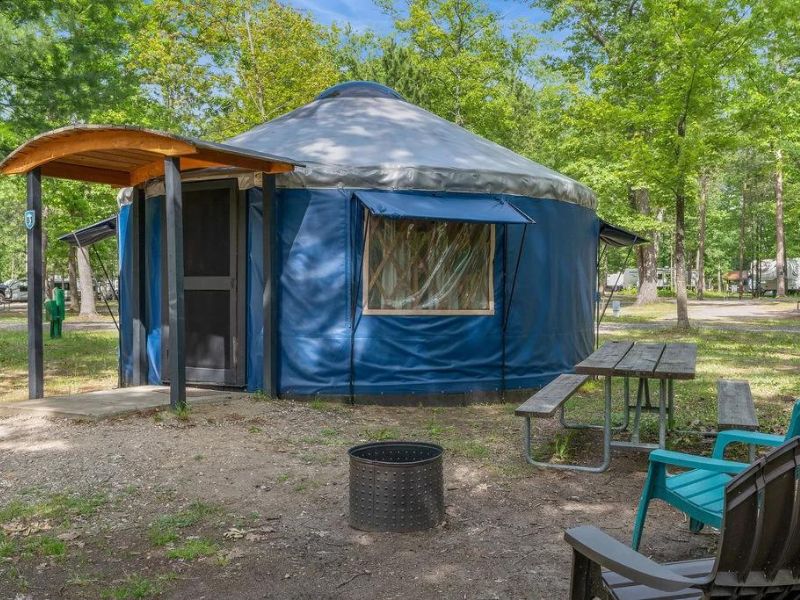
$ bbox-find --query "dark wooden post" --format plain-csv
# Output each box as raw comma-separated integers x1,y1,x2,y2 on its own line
130,187,148,386
262,173,278,398
164,157,186,410
27,167,44,399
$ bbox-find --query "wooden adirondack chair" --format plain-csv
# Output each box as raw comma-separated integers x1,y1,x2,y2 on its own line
565,436,800,599
631,399,800,551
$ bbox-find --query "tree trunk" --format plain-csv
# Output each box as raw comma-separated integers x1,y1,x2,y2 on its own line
738,184,747,299
68,246,79,313
774,148,786,297
630,188,658,304
696,172,708,300
675,188,690,329
76,246,97,316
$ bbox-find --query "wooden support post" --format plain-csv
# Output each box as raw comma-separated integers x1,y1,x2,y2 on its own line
164,157,186,410
26,167,44,399
130,187,148,386
262,173,278,398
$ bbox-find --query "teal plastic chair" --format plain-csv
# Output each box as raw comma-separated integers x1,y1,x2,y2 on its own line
631,399,800,550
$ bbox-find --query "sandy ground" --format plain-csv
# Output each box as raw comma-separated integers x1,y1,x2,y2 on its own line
0,397,714,600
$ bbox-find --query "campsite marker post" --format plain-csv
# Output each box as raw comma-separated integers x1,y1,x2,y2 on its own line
26,167,44,399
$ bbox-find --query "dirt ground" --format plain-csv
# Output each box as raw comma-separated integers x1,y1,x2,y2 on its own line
0,396,716,599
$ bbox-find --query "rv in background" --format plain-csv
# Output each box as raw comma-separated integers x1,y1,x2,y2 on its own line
749,258,800,295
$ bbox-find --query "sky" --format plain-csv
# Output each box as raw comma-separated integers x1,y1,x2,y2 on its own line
286,0,555,36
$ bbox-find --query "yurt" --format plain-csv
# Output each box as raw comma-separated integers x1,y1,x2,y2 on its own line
118,81,607,403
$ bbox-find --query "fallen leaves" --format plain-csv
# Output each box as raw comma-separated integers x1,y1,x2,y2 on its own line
223,525,275,542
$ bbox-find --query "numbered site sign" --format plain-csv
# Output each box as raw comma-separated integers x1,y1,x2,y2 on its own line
24,209,35,230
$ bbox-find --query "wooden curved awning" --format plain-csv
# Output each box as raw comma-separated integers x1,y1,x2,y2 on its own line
0,125,301,187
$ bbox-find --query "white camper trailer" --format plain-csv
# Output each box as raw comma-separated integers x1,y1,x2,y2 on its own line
751,259,800,294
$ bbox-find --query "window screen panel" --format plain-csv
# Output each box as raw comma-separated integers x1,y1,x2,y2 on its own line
185,290,231,369
183,188,230,277
365,218,493,314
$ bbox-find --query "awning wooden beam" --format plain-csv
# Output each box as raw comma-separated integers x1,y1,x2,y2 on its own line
0,125,302,188
3,129,196,175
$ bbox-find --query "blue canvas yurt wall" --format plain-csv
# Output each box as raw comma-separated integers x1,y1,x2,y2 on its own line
241,188,597,397
119,81,600,401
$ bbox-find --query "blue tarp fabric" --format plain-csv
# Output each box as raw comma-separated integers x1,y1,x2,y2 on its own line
354,190,534,224
145,197,163,384
244,188,597,395
118,204,132,384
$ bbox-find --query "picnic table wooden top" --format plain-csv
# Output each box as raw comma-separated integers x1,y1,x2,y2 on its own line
574,340,697,380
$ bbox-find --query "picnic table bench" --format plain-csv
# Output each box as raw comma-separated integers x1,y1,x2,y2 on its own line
515,374,589,418
517,373,600,473
716,379,758,461
716,379,758,431
518,341,697,473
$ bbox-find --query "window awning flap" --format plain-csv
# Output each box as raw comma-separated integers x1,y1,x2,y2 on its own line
599,220,649,247
58,215,117,246
354,191,535,224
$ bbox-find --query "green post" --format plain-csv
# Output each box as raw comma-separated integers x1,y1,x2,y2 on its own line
45,288,65,339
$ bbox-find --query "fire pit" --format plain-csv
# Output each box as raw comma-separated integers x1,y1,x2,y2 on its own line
348,441,444,532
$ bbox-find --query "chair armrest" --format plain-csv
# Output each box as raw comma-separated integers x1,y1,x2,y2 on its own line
649,449,748,474
712,430,784,459
564,526,698,592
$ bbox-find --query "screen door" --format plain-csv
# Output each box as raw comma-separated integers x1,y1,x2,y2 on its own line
163,179,244,386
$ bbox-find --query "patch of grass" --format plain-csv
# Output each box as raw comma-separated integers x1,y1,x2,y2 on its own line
250,390,270,402
0,534,18,558
148,501,221,547
248,426,263,434
320,427,339,437
424,419,450,439
23,534,66,557
0,329,118,403
0,491,107,526
172,405,191,421
309,398,343,411
165,538,218,560
100,573,175,599
446,439,490,459
276,473,290,483
364,426,399,441
152,412,164,423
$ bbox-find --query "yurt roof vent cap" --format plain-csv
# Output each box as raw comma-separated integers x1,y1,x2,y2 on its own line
315,81,406,101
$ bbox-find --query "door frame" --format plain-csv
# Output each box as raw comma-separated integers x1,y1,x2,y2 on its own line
160,178,246,387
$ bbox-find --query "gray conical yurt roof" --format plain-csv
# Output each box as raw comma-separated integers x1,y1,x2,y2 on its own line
226,81,596,209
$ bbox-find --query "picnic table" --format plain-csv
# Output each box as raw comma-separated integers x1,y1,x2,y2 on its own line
518,340,697,473
573,340,696,460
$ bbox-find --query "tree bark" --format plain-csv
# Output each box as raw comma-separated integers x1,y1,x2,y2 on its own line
76,246,97,316
68,246,79,313
630,187,658,304
696,172,709,300
738,184,747,299
675,187,690,329
774,148,786,297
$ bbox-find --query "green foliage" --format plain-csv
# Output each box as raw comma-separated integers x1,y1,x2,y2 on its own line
0,0,796,303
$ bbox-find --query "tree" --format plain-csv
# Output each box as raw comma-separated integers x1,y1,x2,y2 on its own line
536,0,768,328
696,172,709,299
76,246,97,316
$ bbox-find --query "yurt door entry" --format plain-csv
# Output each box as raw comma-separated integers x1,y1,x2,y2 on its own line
162,179,246,387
